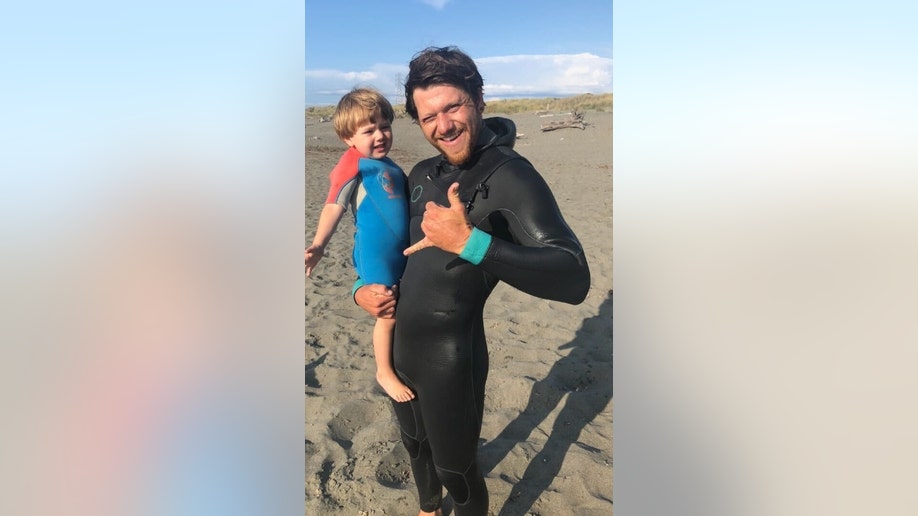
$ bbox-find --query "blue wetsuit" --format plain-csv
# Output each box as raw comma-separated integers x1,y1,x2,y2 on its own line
325,147,409,286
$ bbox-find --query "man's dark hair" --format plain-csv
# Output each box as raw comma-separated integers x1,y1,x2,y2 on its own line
404,46,484,121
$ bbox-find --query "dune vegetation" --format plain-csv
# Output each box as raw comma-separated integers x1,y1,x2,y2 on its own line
482,93,612,115
306,93,612,120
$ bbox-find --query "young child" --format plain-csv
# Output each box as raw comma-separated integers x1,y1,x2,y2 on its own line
305,87,414,402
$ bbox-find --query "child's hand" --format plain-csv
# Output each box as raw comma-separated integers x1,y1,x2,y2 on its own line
305,245,324,277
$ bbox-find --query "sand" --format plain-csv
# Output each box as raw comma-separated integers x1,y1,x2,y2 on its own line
305,110,613,515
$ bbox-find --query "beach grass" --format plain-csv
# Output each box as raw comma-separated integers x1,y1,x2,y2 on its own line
305,93,613,120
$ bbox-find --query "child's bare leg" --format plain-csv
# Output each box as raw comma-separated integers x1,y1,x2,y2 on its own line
373,317,414,402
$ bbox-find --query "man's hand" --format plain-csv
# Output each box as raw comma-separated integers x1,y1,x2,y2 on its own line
305,245,324,277
354,284,398,318
404,182,472,256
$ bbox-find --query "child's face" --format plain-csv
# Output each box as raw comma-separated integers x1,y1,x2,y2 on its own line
343,118,393,159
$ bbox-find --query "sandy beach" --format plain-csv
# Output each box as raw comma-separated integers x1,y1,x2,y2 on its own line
305,110,613,515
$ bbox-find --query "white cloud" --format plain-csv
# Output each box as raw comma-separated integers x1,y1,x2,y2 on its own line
304,69,377,82
305,64,408,106
305,53,612,106
476,53,612,97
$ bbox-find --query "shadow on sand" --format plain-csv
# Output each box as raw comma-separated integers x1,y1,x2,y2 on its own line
479,290,613,516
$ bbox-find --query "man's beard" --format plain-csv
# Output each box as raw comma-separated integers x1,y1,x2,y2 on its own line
436,117,480,166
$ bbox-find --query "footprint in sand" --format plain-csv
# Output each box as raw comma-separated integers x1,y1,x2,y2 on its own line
374,443,411,489
326,400,377,451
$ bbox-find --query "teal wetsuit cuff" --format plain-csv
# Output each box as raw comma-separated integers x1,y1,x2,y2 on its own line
459,227,492,265
351,278,365,301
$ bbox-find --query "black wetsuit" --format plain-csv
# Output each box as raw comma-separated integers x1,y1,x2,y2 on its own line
391,117,590,515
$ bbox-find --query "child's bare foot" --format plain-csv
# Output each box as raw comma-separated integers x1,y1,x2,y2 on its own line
377,371,415,402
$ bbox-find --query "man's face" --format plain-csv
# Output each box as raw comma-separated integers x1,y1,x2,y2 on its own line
412,84,483,165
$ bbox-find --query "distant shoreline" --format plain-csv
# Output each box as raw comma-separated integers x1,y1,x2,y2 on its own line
305,92,613,118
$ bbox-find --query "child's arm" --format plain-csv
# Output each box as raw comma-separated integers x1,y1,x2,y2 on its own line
305,203,347,277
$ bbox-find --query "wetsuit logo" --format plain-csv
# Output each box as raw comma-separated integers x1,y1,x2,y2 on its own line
378,170,395,195
411,185,423,202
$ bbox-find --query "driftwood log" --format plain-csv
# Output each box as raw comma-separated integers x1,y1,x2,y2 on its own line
540,110,587,132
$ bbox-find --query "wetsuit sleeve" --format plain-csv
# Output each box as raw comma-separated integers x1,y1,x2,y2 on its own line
459,228,491,264
325,148,361,206
465,161,590,305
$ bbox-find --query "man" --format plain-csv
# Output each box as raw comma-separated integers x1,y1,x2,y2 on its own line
354,46,590,516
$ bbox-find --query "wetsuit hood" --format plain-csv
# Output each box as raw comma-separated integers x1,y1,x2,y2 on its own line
477,117,517,153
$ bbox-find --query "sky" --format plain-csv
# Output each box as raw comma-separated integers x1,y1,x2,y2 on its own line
304,0,613,106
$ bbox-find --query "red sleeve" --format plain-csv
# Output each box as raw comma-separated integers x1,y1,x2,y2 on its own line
324,147,361,205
